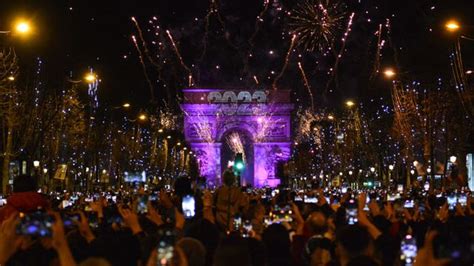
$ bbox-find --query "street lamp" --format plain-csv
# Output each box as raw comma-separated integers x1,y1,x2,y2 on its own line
138,114,147,121
327,114,335,120
370,167,375,173
84,73,97,83
122,103,131,108
345,100,355,108
383,68,396,79
33,160,40,168
15,21,31,34
445,20,460,32
7,76,15,81
388,164,394,171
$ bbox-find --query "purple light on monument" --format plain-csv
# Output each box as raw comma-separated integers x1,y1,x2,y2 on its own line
181,88,293,187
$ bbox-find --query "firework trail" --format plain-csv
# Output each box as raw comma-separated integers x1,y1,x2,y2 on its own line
226,132,245,160
372,24,383,78
242,0,271,79
326,12,354,93
298,61,314,111
166,30,194,86
273,34,297,90
253,75,259,85
132,35,155,100
131,17,160,67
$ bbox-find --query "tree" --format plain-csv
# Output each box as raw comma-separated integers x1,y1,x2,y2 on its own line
0,49,19,193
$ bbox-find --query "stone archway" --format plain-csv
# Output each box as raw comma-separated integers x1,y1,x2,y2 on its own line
182,88,293,187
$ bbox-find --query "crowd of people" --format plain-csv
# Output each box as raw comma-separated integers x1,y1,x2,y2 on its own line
0,171,473,266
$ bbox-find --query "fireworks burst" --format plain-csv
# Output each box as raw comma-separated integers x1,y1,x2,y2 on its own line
288,0,346,52
226,132,245,161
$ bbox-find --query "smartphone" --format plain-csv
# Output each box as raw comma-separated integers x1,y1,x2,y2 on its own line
363,197,370,211
16,211,54,237
157,229,175,266
136,195,149,214
418,202,425,213
400,235,417,265
447,195,457,210
61,212,81,229
346,199,358,225
0,197,6,206
272,205,293,223
397,185,404,193
182,195,195,219
233,215,242,232
294,195,303,202
242,220,252,238
304,195,317,204
404,200,414,209
87,212,99,229
457,194,467,206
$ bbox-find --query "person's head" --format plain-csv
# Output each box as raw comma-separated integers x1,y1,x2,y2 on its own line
262,223,291,264
307,210,328,236
346,255,379,266
177,237,206,266
13,175,37,193
175,175,193,198
79,258,111,266
214,236,251,266
305,236,333,266
222,171,236,187
336,225,374,265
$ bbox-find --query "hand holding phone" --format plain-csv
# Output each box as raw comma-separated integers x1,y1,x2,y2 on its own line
400,234,417,265
346,199,358,225
16,211,54,237
157,229,175,266
136,195,149,214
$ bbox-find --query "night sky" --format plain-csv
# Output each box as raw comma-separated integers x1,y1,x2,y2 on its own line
1,0,473,110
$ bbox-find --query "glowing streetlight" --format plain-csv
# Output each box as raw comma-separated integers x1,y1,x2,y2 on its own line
158,129,163,133
345,100,355,108
16,22,30,33
327,114,335,120
410,170,415,175
43,168,48,174
7,76,15,81
122,103,131,108
413,161,419,167
84,73,97,83
138,114,147,121
445,20,460,32
177,142,181,146
370,167,375,173
33,160,40,168
388,164,394,171
348,170,353,176
383,68,396,79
